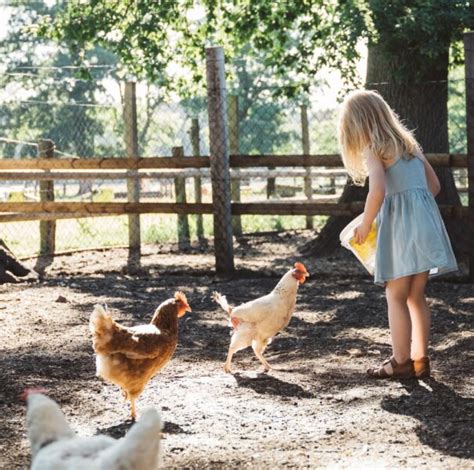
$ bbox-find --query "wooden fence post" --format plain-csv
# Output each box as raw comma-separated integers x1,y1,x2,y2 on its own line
124,81,141,268
38,139,55,257
190,118,205,242
172,146,190,247
205,46,235,274
464,31,474,282
301,104,313,229
228,95,242,236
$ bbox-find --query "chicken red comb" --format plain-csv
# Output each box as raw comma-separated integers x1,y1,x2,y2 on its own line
294,262,309,275
174,291,189,305
20,387,48,401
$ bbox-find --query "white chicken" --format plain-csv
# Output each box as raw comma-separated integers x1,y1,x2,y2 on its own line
212,261,309,373
25,390,162,470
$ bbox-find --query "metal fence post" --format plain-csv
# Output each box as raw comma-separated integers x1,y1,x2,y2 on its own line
205,46,235,274
190,118,205,242
464,31,474,282
301,104,313,229
172,146,190,248
124,81,141,268
38,139,55,257
228,95,242,236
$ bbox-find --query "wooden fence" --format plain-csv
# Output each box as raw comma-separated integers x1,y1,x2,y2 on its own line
0,152,469,263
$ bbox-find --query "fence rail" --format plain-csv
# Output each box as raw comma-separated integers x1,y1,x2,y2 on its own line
0,153,468,170
0,153,468,218
0,168,348,180
0,200,467,218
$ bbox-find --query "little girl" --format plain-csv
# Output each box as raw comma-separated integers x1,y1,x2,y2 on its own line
338,90,457,379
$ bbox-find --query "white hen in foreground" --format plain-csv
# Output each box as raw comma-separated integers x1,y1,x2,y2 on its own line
25,391,161,470
213,262,309,373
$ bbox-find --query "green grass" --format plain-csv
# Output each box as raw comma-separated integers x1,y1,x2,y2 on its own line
1,214,327,257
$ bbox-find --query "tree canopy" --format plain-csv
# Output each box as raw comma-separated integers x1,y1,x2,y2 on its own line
38,0,474,97
36,0,362,95
0,1,119,159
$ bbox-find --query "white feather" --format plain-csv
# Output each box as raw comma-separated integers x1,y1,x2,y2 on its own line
28,394,161,470
212,292,232,314
129,325,161,334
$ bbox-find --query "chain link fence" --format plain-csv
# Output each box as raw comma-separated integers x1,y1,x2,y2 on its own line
0,67,469,258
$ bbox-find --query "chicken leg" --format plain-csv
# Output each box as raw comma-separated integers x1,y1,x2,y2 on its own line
224,327,253,373
252,339,272,372
130,398,137,421
224,348,236,373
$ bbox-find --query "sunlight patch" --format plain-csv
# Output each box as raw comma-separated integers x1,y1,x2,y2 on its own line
336,290,363,300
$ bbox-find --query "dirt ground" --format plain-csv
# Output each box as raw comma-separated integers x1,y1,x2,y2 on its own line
1,230,473,469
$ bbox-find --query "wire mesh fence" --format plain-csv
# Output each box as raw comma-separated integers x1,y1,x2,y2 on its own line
0,66,469,258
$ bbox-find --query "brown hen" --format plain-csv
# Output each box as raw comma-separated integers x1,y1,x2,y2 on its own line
90,291,191,419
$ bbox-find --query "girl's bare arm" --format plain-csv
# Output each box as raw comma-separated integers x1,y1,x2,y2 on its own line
419,155,441,196
354,153,385,244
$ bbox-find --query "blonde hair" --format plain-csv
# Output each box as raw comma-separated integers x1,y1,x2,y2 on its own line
338,89,422,185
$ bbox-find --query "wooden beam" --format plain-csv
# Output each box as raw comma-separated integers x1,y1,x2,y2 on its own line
233,201,365,216
229,94,242,236
232,202,468,218
190,118,205,241
0,168,347,181
301,104,313,229
0,157,212,170
464,31,474,281
0,201,466,218
0,153,467,170
38,139,55,257
173,146,190,247
206,45,234,273
124,81,141,266
0,212,115,223
449,154,468,168
0,202,212,214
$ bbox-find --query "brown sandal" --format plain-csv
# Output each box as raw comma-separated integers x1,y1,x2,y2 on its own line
367,357,415,379
413,356,430,378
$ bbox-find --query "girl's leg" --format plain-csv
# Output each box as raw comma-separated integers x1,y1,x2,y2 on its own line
383,276,412,374
407,271,430,360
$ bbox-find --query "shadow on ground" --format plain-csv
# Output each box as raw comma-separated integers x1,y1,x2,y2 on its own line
382,378,474,459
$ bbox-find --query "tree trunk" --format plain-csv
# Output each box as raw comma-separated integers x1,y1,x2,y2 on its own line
366,46,460,204
302,43,464,256
0,239,30,284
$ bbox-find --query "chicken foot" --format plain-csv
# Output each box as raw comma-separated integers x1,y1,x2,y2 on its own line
224,348,236,373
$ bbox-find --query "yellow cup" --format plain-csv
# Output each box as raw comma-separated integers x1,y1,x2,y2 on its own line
340,214,377,275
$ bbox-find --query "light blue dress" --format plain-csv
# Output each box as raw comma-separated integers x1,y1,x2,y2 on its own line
374,155,458,285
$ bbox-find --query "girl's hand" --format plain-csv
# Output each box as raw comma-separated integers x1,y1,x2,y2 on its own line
354,223,371,244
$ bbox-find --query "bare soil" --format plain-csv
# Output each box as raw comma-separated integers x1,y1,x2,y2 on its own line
1,230,473,469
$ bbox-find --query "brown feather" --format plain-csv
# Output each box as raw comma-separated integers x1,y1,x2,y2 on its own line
91,296,186,417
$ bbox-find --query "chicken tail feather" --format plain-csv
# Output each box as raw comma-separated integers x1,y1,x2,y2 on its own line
211,291,232,315
90,304,114,336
